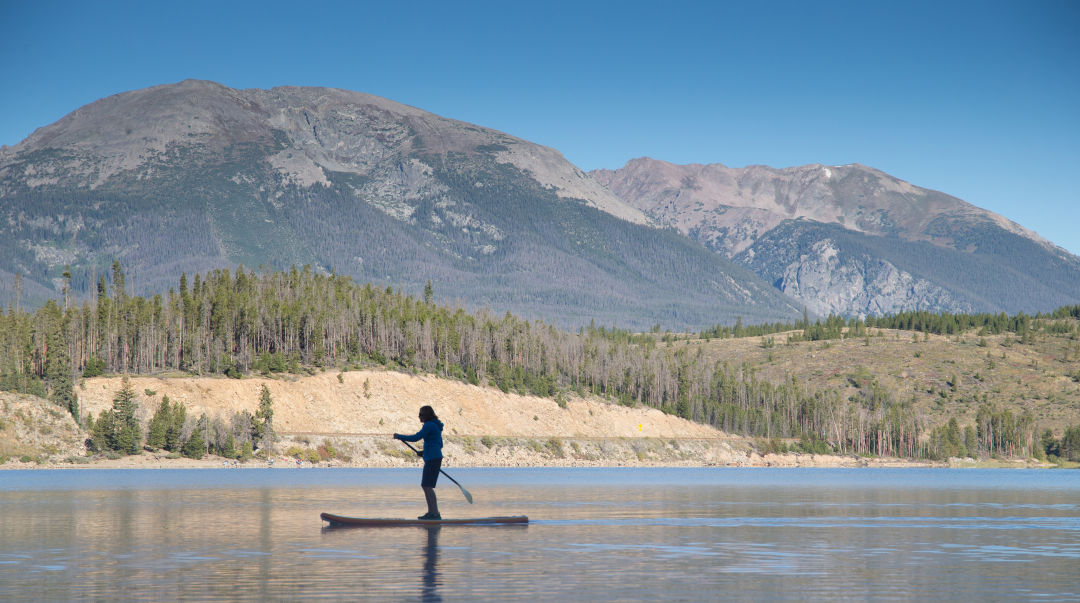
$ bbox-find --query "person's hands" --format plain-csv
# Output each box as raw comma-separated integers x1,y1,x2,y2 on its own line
392,433,402,440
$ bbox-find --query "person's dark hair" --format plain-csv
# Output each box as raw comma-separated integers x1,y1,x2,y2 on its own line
419,405,438,422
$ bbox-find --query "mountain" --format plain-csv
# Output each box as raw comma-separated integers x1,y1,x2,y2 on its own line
0,80,800,329
591,158,1080,316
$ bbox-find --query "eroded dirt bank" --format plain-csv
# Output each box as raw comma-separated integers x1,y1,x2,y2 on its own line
1,370,973,468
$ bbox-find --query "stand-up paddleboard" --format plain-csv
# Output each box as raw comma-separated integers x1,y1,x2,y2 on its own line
321,512,528,527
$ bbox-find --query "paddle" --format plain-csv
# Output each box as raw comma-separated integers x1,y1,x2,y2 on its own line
399,440,474,504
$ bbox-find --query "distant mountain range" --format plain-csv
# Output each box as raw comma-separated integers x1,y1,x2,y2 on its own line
1,80,1077,326
0,80,798,329
592,158,1080,316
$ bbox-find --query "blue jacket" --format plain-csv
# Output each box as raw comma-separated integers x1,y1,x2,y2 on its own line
397,420,443,460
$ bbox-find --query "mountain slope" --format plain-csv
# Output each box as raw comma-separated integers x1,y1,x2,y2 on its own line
592,158,1080,316
0,81,801,328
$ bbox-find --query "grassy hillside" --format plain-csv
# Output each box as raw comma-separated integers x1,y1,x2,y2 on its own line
677,318,1080,440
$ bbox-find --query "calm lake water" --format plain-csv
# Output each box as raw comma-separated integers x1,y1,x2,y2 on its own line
1,467,1078,601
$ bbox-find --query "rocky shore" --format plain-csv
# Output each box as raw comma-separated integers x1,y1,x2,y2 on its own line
4,431,960,470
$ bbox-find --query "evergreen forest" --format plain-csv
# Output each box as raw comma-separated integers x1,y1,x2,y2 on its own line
2,264,1079,462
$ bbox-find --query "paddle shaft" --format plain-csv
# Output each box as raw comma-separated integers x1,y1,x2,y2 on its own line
399,440,474,503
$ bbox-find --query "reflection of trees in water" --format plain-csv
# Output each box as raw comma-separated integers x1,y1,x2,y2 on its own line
422,526,441,603
258,488,274,601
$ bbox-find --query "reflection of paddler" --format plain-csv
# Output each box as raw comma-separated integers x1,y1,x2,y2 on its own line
393,405,444,520
421,526,440,602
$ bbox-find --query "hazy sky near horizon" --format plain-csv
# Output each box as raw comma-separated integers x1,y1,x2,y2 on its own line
2,0,1078,253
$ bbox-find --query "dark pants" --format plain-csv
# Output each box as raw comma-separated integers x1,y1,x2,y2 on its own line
421,458,442,488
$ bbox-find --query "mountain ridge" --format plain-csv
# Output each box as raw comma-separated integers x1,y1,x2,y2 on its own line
4,80,1077,324
0,80,798,329
591,156,1056,255
5,79,647,223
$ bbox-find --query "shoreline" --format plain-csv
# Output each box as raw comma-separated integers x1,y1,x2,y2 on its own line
1,446,1054,471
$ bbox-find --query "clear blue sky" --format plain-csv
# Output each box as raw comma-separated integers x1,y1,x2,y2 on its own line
3,0,1078,254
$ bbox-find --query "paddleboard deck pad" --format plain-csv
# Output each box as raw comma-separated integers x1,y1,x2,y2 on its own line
321,513,528,527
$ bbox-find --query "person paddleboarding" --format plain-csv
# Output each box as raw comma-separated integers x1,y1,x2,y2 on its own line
393,405,444,520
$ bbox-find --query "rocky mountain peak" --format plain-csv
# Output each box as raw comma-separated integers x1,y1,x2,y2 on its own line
7,80,645,222
591,157,1046,255
592,157,1080,317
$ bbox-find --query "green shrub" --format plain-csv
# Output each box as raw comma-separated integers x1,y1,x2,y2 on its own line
460,435,477,454
758,438,789,455
317,443,338,460
545,438,565,458
795,437,832,455
83,357,106,378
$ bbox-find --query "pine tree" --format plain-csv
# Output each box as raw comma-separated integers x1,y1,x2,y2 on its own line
45,320,78,420
182,415,206,459
112,377,142,455
164,396,185,452
964,425,978,458
146,397,171,450
221,433,236,459
254,385,274,454
1060,425,1080,462
90,409,117,453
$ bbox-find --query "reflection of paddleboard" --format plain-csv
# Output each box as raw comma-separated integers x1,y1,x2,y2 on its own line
321,513,528,527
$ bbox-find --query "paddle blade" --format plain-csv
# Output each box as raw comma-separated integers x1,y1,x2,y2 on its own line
460,485,474,504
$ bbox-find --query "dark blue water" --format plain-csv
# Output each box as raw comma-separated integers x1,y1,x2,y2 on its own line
1,468,1078,601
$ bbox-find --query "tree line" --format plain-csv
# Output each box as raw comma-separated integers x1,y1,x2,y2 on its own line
699,305,1080,342
2,264,1077,460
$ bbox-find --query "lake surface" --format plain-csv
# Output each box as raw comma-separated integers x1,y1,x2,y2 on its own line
1,467,1078,601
